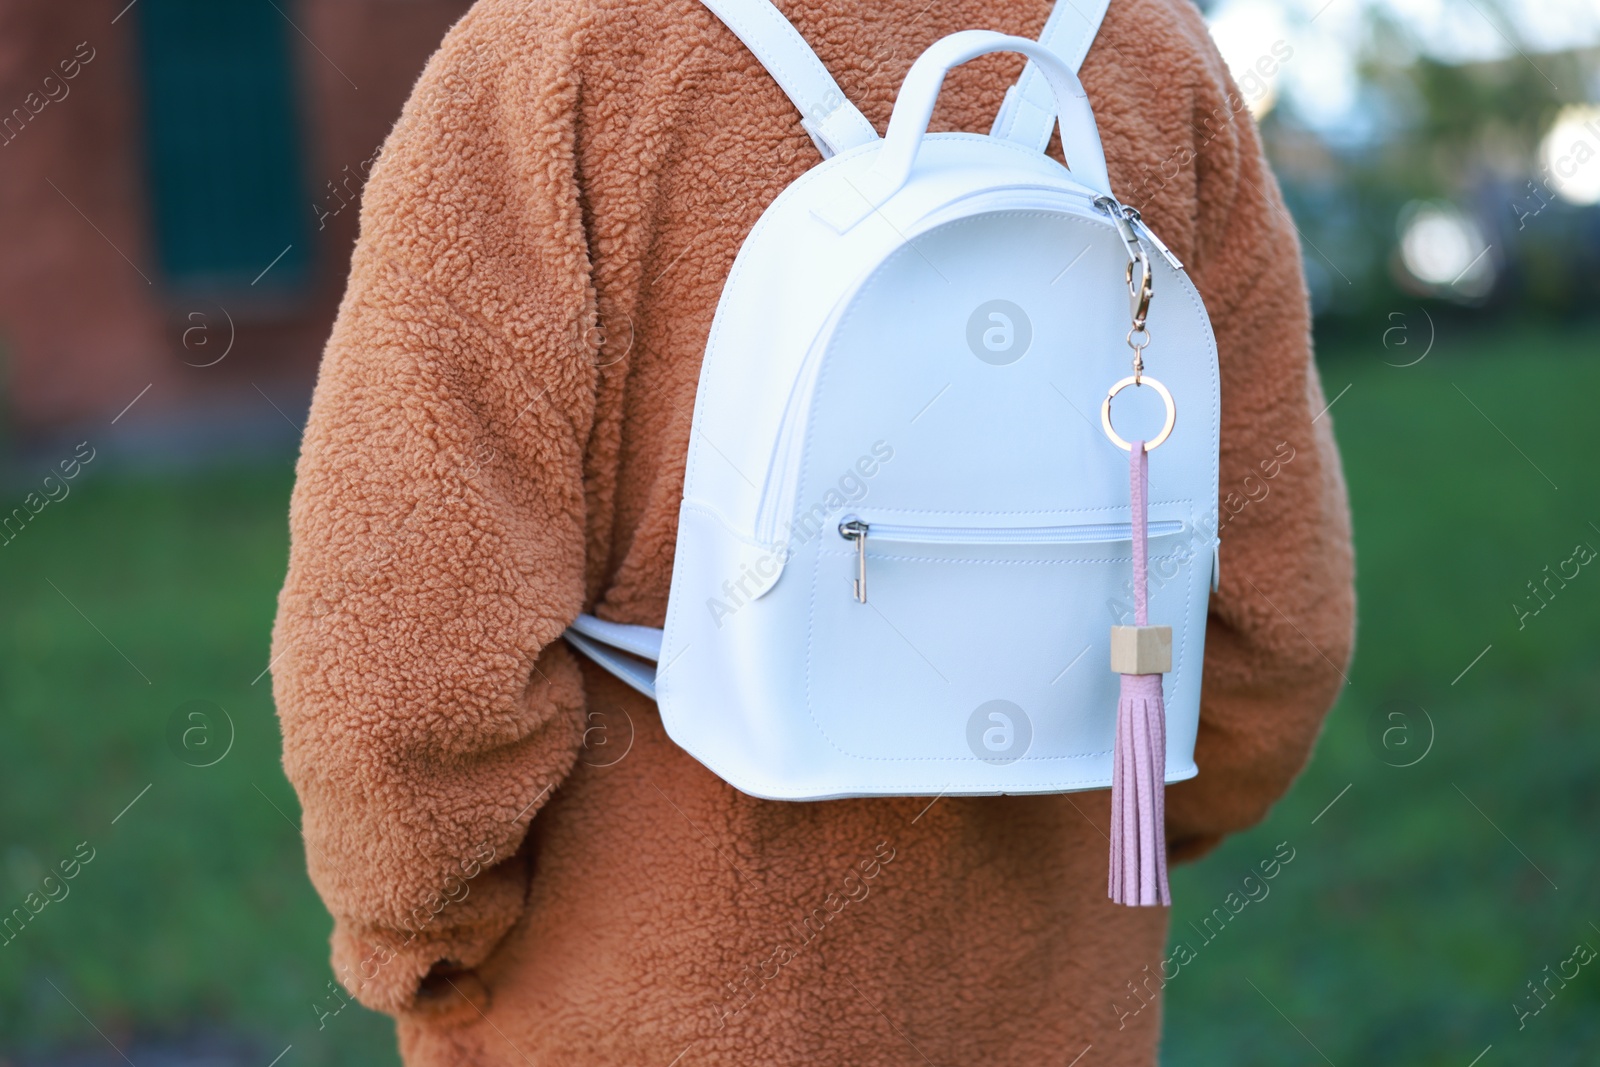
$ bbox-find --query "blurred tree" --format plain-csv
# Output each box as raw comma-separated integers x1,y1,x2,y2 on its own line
1260,0,1599,328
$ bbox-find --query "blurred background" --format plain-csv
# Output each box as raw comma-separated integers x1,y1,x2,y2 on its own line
1,0,1596,1063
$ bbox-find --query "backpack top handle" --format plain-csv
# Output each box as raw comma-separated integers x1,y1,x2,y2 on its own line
991,0,1112,153
697,0,1111,160
815,31,1115,233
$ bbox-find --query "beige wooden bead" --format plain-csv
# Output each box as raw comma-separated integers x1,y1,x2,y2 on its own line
1110,625,1172,675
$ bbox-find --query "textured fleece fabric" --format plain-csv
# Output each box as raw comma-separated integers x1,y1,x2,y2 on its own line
270,0,1356,1062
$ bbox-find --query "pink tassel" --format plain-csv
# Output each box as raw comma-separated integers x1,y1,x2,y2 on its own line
1108,440,1172,907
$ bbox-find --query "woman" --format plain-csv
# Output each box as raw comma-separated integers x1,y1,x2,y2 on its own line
271,0,1354,1063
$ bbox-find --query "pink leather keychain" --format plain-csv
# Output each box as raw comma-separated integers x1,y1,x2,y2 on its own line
1107,439,1172,906
1100,221,1175,907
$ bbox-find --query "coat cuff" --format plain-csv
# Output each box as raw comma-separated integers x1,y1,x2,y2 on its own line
330,916,504,1017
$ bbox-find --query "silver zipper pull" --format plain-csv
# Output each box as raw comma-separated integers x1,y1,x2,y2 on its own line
1095,195,1144,267
1122,205,1184,271
839,519,869,603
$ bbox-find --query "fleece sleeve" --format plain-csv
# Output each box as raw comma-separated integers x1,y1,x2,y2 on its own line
268,8,598,1017
1150,20,1357,861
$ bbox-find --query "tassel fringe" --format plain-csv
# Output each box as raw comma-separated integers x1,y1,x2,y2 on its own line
1108,438,1172,907
1108,672,1170,906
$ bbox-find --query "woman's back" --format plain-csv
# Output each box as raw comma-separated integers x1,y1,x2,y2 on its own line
270,0,1354,1062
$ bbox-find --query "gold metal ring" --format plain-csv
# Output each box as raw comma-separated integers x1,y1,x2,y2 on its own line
1100,374,1176,451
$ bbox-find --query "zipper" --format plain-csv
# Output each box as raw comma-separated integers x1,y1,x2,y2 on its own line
1122,206,1183,270
756,187,1185,549
755,186,1137,548
840,519,870,603
1093,195,1183,271
836,518,1184,603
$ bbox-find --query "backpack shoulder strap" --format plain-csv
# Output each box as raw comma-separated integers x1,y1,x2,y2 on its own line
702,0,1113,162
563,621,659,699
698,0,880,158
990,0,1112,153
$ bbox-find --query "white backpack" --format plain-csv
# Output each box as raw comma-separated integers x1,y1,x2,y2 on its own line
565,0,1220,804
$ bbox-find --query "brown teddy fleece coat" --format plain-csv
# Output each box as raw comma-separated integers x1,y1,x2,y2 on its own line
269,0,1355,1062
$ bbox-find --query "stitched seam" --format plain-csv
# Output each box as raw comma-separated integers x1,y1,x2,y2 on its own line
686,133,1092,501
794,208,1124,515
814,553,1181,566
827,501,1189,517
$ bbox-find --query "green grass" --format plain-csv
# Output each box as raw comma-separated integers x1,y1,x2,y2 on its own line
1163,319,1600,1065
1,320,1597,1063
0,459,396,1062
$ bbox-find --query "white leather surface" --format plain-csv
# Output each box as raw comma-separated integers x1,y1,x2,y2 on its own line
562,13,1221,801
991,0,1113,152
697,0,1111,161
563,630,659,698
813,32,1111,231
653,128,1220,799
568,614,663,662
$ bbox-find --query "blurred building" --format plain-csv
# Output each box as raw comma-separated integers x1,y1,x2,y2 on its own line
0,0,472,444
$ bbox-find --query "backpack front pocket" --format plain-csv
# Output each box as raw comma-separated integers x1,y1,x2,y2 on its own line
805,511,1199,778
